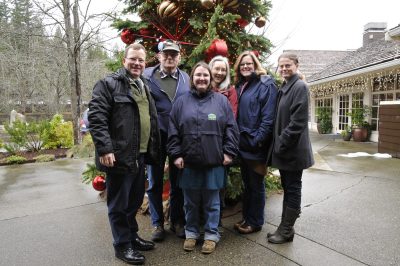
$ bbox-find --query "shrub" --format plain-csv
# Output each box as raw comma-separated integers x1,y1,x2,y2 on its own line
68,134,95,158
4,120,50,152
43,114,73,149
226,166,282,202
0,138,3,149
6,155,27,164
4,120,27,152
226,166,243,201
34,154,55,162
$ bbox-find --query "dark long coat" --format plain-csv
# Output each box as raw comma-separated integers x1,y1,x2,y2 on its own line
270,74,314,170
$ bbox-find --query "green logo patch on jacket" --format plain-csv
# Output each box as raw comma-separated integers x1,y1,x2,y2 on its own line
208,113,217,120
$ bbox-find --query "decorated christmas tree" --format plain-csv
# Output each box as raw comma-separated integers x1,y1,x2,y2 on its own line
112,0,273,70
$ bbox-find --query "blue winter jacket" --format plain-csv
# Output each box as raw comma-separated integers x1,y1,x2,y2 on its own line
143,65,190,133
236,74,278,162
167,90,239,168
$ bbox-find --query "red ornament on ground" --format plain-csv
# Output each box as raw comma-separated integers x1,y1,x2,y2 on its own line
121,29,135,44
92,175,106,191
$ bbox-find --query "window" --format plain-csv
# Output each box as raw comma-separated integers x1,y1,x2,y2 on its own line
315,97,333,121
371,74,399,130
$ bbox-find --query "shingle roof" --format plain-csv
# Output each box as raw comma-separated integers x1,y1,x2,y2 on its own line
308,40,400,82
282,50,351,80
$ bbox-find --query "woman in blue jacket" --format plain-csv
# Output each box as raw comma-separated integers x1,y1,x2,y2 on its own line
167,62,239,254
233,51,278,234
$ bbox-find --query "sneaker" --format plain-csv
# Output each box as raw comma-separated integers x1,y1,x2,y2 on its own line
183,238,196,251
151,226,165,242
201,240,216,254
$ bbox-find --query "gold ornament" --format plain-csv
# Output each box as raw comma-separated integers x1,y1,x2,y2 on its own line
255,16,266,28
214,0,239,9
157,0,181,18
201,0,215,9
224,0,239,9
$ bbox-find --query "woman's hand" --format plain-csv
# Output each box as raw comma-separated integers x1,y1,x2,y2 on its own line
174,157,184,169
223,154,232,166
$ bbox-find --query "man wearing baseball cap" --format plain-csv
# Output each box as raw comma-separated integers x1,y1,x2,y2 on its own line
143,40,190,242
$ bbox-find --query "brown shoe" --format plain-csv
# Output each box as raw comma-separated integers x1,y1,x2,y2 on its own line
201,240,216,254
233,220,245,230
237,223,262,234
183,238,196,251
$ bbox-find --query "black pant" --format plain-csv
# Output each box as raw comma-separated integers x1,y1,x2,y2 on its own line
279,169,303,210
106,154,146,248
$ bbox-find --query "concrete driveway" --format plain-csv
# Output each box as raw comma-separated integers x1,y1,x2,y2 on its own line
0,133,399,266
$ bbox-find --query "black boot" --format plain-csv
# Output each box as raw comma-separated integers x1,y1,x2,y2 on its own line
267,207,300,244
267,201,287,238
115,247,145,265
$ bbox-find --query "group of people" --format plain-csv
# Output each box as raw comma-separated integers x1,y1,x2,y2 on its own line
88,40,314,265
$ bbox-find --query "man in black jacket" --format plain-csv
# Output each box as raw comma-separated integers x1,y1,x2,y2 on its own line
88,43,160,265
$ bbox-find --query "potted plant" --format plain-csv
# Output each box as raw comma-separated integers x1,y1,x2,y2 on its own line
340,125,352,141
347,105,371,142
316,106,333,134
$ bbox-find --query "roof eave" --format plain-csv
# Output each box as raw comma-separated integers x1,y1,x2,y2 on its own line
308,58,400,86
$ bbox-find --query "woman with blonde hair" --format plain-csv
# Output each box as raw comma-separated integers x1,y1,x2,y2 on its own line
233,51,278,234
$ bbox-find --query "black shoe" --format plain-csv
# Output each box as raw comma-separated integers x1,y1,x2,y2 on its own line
132,236,155,251
170,224,185,239
115,247,145,265
151,226,166,242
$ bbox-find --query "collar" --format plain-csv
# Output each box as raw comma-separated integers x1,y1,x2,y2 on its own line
281,74,300,94
159,68,178,80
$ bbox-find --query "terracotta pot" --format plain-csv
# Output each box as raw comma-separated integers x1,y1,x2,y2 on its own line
352,128,368,142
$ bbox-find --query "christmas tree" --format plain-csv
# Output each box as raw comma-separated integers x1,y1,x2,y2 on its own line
112,0,273,70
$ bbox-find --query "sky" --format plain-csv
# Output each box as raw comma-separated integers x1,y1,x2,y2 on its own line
95,0,400,65
266,0,400,64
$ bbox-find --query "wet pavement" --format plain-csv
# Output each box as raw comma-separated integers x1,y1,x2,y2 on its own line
0,132,399,266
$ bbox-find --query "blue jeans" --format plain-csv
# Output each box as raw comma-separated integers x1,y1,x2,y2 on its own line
183,189,220,242
106,154,146,247
240,160,265,227
147,131,185,227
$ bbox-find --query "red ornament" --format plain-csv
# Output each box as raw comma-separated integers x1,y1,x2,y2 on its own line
92,175,106,191
252,50,260,58
139,28,151,37
205,39,228,62
236,18,249,29
121,28,135,44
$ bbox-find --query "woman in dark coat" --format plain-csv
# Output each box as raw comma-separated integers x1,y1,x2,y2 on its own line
167,61,239,254
233,51,277,234
268,52,314,244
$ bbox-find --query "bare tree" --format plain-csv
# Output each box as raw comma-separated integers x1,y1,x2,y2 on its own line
32,0,115,144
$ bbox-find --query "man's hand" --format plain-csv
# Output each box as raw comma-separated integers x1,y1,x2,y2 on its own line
223,154,232,166
174,157,184,169
99,153,116,167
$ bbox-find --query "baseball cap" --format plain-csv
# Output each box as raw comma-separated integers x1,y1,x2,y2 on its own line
159,40,181,53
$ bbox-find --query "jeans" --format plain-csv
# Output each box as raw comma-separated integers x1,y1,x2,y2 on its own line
106,154,146,247
240,160,265,227
279,169,303,210
147,131,185,227
183,189,220,242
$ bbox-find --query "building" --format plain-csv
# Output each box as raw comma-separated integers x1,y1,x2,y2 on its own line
306,22,400,142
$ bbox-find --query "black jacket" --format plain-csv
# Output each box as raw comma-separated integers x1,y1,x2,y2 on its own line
270,74,314,170
88,68,160,174
167,90,239,168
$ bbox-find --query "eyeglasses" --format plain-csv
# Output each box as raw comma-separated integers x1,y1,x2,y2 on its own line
125,57,145,64
239,62,254,67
